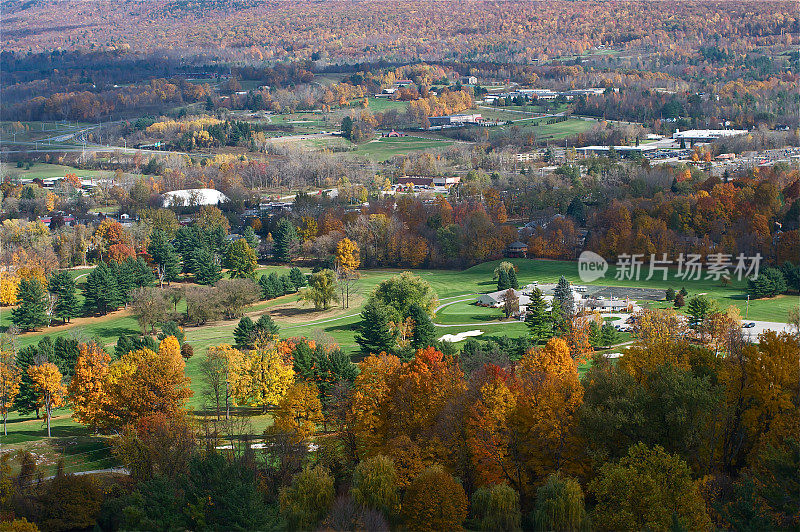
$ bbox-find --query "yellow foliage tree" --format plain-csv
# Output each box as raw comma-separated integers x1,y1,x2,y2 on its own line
0,339,22,436
510,338,585,491
335,238,360,271
229,338,294,411
67,343,111,428
297,217,318,243
274,382,324,442
351,353,402,455
100,339,193,428
0,272,20,306
465,368,520,489
27,362,66,437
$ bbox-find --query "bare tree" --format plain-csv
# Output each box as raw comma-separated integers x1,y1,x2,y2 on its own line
131,287,171,334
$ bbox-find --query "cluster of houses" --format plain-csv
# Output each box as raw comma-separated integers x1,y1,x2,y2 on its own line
476,282,638,319
484,87,608,104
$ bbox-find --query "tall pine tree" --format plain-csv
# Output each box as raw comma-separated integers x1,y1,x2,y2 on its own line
553,275,575,322
289,267,307,289
355,300,396,355
11,278,48,331
194,248,222,285
83,262,122,316
524,288,552,344
148,229,180,287
497,268,511,291
48,271,80,324
272,218,297,263
408,303,436,350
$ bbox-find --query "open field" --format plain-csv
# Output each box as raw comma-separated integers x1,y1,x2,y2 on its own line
0,162,115,181
364,98,409,113
350,136,454,161
492,117,594,140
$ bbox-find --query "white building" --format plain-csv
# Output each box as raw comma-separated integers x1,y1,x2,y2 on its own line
162,188,228,208
672,129,748,143
476,289,530,309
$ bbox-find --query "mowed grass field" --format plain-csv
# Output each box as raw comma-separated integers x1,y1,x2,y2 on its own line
1,258,794,466
0,162,115,181
351,136,454,161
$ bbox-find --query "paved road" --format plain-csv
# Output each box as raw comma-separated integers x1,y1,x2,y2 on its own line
39,467,129,482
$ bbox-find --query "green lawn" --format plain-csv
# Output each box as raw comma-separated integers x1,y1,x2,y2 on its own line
491,117,593,140
351,136,454,161
0,163,115,181
364,98,409,113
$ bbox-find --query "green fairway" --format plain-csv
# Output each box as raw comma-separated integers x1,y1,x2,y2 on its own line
488,117,593,140
351,136,454,161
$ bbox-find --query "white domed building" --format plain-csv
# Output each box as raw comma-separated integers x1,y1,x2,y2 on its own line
161,188,228,208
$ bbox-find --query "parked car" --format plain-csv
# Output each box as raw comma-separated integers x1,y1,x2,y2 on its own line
743,322,756,328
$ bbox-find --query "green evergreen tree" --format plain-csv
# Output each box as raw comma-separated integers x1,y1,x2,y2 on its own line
243,226,259,250
686,295,714,327
53,336,80,378
132,256,155,287
588,320,602,347
83,262,121,315
665,287,676,301
148,229,181,286
524,288,552,344
268,272,284,296
225,238,258,278
507,267,519,290
194,249,222,285
11,278,48,331
14,344,44,417
289,267,307,289
272,218,297,263
497,268,511,291
600,322,618,347
48,270,80,323
258,274,272,299
280,275,295,294
111,259,137,305
255,314,280,337
553,275,575,321
408,303,436,350
233,316,256,347
158,321,186,345
747,268,788,299
356,300,396,355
